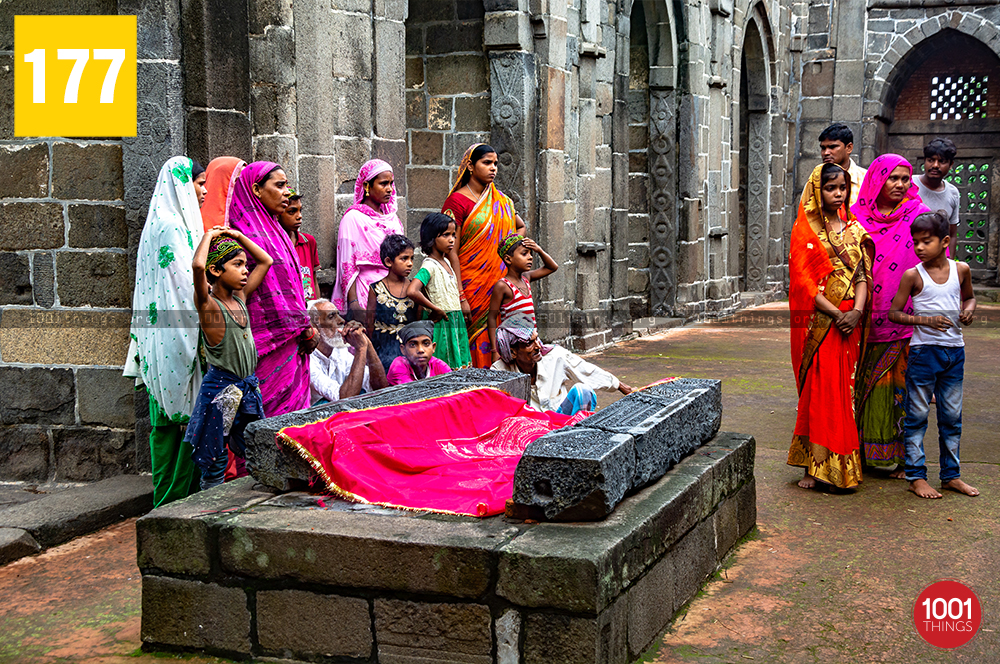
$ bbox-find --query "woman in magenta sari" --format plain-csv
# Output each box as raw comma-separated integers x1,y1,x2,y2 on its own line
228,161,317,418
332,160,403,321
852,154,929,475
441,144,526,368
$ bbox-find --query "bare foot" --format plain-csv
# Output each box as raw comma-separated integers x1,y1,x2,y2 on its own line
941,479,980,497
797,473,817,490
909,479,942,499
889,468,906,479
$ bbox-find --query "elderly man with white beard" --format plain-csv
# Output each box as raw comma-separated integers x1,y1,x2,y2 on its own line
307,299,389,404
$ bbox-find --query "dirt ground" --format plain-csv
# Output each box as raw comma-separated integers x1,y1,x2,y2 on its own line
0,302,996,663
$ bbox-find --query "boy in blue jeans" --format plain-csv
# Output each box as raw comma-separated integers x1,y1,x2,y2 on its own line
888,210,978,499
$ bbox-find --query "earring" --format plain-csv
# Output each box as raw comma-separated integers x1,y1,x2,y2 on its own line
364,183,370,197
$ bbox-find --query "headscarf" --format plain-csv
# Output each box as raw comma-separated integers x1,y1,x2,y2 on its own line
498,233,525,258
332,159,404,312
850,154,929,342
495,316,552,365
228,161,309,356
124,156,205,422
207,237,242,268
449,143,494,196
348,159,397,218
397,320,434,345
200,157,246,231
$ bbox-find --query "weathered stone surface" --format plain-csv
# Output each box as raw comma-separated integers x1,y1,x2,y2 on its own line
137,477,276,576
32,251,54,307
583,378,722,487
0,367,74,425
218,506,516,596
409,131,443,165
0,310,130,366
426,54,488,95
246,369,528,489
76,368,135,428
51,144,124,201
0,252,32,305
496,608,520,664
375,599,492,663
258,590,371,658
56,252,129,307
625,550,676,657
68,204,127,248
52,428,136,481
0,144,48,198
141,576,250,653
0,528,41,566
186,110,253,169
0,55,12,140
522,597,628,664
0,203,63,250
0,425,49,481
181,0,250,110
0,474,152,547
512,428,636,521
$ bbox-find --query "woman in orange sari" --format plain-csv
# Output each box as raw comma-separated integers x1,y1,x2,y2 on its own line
788,163,875,490
442,144,526,367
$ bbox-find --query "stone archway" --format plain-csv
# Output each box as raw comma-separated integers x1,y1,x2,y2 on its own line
737,16,770,292
881,29,1000,282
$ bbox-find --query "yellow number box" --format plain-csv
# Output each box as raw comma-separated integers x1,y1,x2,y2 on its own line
15,15,137,137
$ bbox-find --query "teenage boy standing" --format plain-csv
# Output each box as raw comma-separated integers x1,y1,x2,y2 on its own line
818,123,867,206
915,138,961,252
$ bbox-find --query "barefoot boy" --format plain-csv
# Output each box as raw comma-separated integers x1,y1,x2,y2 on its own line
888,211,978,499
186,227,273,491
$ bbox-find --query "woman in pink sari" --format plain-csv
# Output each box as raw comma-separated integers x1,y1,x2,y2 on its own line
851,154,929,475
332,159,403,321
228,161,317,418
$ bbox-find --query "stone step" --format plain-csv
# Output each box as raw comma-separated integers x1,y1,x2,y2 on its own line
0,474,152,551
512,378,722,520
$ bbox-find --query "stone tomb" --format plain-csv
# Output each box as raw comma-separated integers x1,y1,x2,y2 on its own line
138,371,756,663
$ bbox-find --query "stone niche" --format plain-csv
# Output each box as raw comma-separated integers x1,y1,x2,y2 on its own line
137,370,756,664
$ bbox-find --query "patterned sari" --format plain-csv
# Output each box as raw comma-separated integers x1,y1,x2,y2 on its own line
228,161,311,417
787,164,875,489
850,155,929,467
442,144,517,367
124,156,205,506
200,156,245,231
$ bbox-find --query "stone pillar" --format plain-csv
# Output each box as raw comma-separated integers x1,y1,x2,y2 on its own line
610,16,631,330
249,0,297,185
181,0,253,164
484,1,536,222
372,0,408,217
121,0,188,473
648,86,677,315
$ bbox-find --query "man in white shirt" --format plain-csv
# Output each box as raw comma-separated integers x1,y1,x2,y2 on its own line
490,319,633,414
818,123,867,207
915,138,961,252
308,299,388,404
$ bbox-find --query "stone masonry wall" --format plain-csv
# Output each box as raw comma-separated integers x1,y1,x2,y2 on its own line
404,1,491,240
0,2,143,482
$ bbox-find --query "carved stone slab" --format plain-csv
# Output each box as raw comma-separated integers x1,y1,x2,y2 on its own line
244,369,530,490
511,378,722,520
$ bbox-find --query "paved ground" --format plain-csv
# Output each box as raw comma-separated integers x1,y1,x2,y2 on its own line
0,301,996,663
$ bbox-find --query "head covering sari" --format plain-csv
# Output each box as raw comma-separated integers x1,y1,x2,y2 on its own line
850,155,929,469
200,157,246,231
442,144,518,367
850,154,929,342
228,161,311,416
786,163,875,489
331,159,403,313
124,156,205,422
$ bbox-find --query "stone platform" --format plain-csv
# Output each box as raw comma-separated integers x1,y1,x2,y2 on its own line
136,432,756,663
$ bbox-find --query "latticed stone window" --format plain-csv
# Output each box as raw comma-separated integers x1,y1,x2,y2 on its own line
930,75,988,120
945,161,991,265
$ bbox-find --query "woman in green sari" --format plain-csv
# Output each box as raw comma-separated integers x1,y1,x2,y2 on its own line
441,144,526,368
124,157,206,507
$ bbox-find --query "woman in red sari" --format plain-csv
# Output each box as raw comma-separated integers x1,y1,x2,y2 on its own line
442,144,526,367
787,163,875,490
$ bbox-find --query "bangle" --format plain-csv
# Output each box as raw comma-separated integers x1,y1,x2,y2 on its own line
459,294,467,301
348,299,358,306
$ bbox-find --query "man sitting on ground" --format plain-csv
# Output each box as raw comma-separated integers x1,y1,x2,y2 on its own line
490,319,633,414
308,298,387,404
